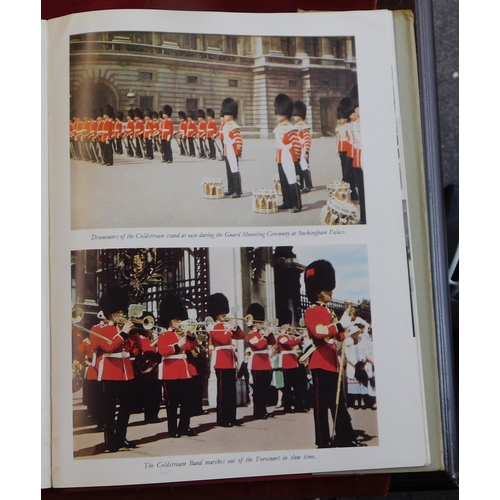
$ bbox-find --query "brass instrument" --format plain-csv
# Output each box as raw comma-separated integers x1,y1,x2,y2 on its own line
71,308,113,345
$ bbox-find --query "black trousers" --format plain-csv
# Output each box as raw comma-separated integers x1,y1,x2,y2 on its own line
207,138,216,159
353,167,366,224
102,380,134,447
163,378,192,436
161,140,173,162
310,369,355,448
251,369,272,418
283,367,307,412
215,368,237,425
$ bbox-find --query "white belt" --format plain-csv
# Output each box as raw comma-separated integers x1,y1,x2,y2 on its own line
251,349,269,355
103,352,130,358
162,354,187,360
281,351,297,356
215,345,233,350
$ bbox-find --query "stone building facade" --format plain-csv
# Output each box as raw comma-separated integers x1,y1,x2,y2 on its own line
70,32,357,137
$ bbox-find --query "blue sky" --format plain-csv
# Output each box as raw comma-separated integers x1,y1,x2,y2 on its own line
291,244,371,304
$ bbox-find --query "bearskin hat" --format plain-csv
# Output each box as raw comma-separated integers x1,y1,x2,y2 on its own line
304,259,336,303
103,104,114,118
162,105,172,117
188,110,196,120
144,108,152,118
151,111,158,119
116,111,124,121
197,109,206,119
246,303,265,322
134,107,144,120
206,108,215,118
178,111,187,120
99,285,129,319
220,98,238,119
159,292,188,328
293,100,307,119
274,94,293,119
98,107,104,117
208,293,230,320
337,97,353,120
127,108,134,119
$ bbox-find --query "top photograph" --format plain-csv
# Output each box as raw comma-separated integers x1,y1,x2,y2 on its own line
69,31,364,229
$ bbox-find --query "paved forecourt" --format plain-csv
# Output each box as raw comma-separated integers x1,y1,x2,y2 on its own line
70,137,343,230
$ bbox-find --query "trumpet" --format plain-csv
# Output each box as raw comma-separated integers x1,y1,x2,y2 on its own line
220,313,255,327
71,308,113,345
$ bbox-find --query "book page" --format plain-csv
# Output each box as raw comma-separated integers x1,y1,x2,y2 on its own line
48,9,434,488
41,18,52,490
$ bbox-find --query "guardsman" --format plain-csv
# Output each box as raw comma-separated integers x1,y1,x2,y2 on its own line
186,111,198,157
206,108,218,160
143,109,154,160
304,260,365,448
220,98,243,198
292,100,313,193
125,109,135,157
197,109,207,158
157,293,198,438
208,293,245,427
276,308,308,413
89,285,140,452
176,111,188,156
246,303,276,420
113,111,124,155
133,107,144,158
273,94,302,213
160,105,174,163
101,104,115,166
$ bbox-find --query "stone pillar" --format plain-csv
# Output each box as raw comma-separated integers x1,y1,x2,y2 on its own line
295,37,308,58
253,67,270,137
346,37,354,61
321,37,334,58
268,36,283,56
273,247,305,327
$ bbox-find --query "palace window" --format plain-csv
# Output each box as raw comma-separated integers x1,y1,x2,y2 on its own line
187,76,198,84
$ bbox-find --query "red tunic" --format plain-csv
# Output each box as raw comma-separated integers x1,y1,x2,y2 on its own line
113,120,123,139
161,118,173,140
89,322,138,381
247,330,275,370
178,120,187,139
206,119,218,139
277,333,302,369
304,304,344,372
101,118,114,142
157,329,191,380
186,120,197,138
197,119,207,139
125,118,134,138
275,122,301,163
144,118,153,139
134,119,144,139
210,323,244,369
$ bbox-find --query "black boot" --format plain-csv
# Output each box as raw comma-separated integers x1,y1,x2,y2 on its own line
231,172,242,198
224,162,235,196
289,183,302,213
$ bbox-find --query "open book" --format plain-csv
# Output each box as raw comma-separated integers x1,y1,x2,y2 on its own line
42,7,456,490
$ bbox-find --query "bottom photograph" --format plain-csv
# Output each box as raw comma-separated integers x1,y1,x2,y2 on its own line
71,245,377,459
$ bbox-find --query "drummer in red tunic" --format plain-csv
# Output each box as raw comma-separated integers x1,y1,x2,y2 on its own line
157,292,198,438
89,285,140,452
304,260,365,448
208,293,245,427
